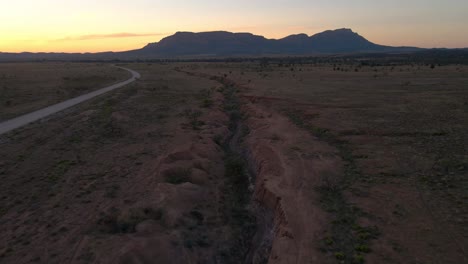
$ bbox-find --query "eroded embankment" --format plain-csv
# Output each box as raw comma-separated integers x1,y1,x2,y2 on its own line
243,104,336,264
194,72,336,263
152,75,267,264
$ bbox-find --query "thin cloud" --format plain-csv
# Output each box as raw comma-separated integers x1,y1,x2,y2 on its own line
57,33,167,41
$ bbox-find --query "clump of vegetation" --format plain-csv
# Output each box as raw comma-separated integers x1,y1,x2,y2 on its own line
0,207,7,217
181,210,213,249
213,134,224,146
199,88,214,108
105,184,120,198
335,252,345,260
93,98,123,139
164,167,192,184
68,132,83,144
183,234,211,249
183,109,205,130
97,207,163,234
353,254,365,263
202,98,214,108
47,160,76,183
221,85,243,131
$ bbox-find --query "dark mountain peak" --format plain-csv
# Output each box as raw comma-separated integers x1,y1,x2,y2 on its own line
317,28,356,35
311,28,362,39
280,33,309,41
332,28,353,33
306,28,380,52
173,31,192,35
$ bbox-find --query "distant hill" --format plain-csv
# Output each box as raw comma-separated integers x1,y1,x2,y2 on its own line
133,28,420,57
140,31,272,56
0,28,439,61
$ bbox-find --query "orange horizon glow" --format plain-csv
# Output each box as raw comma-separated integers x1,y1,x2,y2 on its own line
3,28,468,54
1,0,467,53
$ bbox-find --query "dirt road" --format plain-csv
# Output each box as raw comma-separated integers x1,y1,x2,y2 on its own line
0,66,140,135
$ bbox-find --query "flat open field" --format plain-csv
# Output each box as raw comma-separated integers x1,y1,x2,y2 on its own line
0,63,130,121
0,62,467,263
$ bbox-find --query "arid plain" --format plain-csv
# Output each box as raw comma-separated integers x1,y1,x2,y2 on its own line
0,61,467,264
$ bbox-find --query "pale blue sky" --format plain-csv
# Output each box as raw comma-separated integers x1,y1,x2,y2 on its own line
1,0,467,52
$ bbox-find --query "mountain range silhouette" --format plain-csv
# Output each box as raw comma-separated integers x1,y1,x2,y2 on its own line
4,28,464,61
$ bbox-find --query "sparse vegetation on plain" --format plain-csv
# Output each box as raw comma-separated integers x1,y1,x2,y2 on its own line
0,60,466,264
0,63,130,121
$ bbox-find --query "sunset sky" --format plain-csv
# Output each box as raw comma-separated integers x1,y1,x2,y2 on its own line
1,0,467,53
